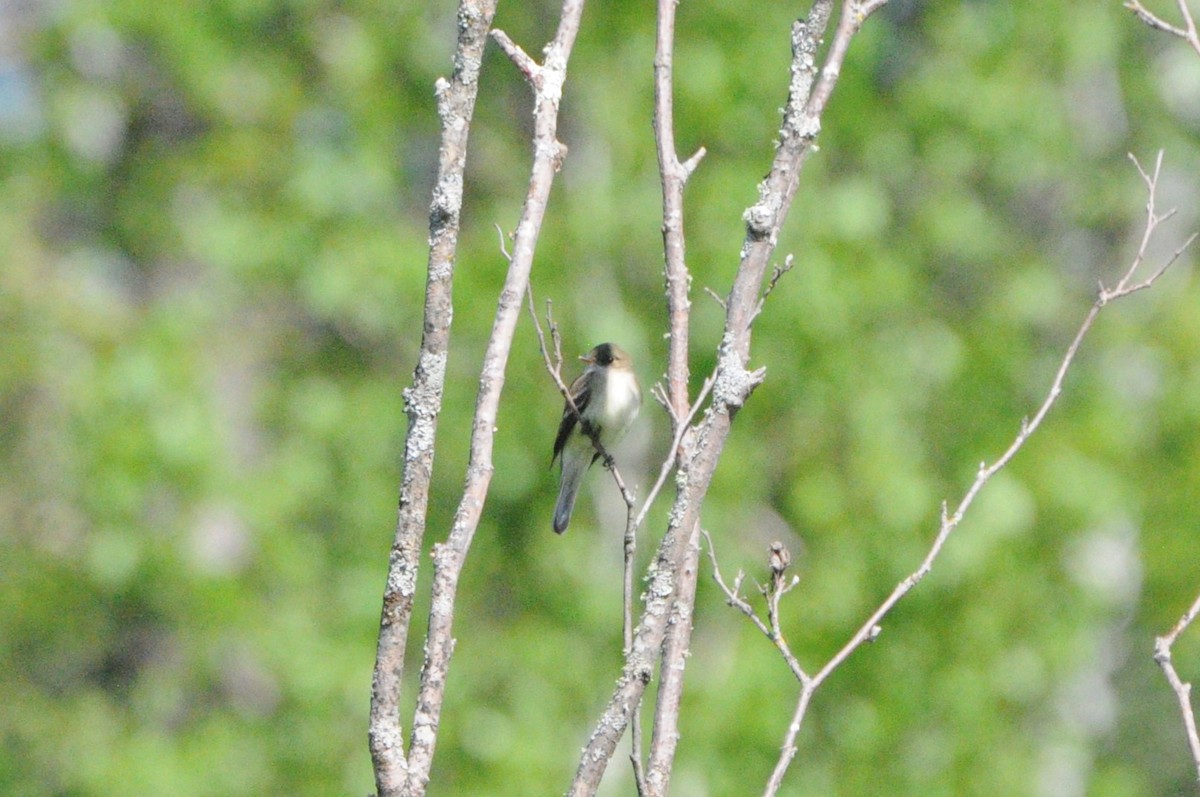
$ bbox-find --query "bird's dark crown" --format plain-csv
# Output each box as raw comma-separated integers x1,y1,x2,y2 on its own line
591,343,615,366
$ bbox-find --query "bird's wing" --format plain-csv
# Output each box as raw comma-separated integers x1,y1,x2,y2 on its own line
551,372,593,465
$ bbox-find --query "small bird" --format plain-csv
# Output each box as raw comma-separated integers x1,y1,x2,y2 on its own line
551,343,641,534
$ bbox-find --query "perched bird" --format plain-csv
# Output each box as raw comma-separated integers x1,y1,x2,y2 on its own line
551,343,641,534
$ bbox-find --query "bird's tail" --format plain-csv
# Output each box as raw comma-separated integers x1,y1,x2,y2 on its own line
552,455,588,534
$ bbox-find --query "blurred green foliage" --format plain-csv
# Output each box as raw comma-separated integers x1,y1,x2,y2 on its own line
4,0,1200,794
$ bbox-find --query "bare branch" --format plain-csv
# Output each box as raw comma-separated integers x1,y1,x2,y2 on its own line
750,253,797,324
639,0,711,786
626,533,649,797
813,151,1191,683
650,381,674,419
1156,588,1200,780
398,1,589,792
1099,152,1195,302
703,285,727,310
859,0,892,18
725,152,1193,796
703,533,807,683
654,0,701,426
490,28,542,85
493,222,513,262
704,530,768,634
525,289,570,399
1164,590,1200,648
633,375,714,533
568,2,860,791
1126,0,1200,57
645,524,701,796
369,2,498,793
1121,9,1200,774
681,145,708,178
763,254,796,301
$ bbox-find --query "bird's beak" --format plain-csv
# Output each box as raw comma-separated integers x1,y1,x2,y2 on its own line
579,354,595,364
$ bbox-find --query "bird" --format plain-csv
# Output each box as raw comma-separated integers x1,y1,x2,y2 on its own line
551,342,641,534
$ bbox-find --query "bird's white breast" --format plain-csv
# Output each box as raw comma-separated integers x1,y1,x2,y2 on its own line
602,368,641,439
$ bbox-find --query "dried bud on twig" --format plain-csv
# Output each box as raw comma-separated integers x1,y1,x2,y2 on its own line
769,541,791,576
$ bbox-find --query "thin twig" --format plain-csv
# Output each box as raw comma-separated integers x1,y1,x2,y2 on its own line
632,376,713,531
714,151,1193,797
1164,590,1200,649
750,253,796,324
490,28,542,84
650,381,674,420
627,528,648,797
1156,589,1200,781
703,286,727,310
703,532,806,682
569,0,860,791
763,254,796,301
858,0,893,19
1121,9,1200,776
494,223,513,262
1125,0,1200,57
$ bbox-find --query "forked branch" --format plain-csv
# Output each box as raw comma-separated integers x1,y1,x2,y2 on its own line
1126,0,1200,57
372,1,588,794
369,2,498,793
708,151,1193,797
568,1,880,794
1155,589,1200,782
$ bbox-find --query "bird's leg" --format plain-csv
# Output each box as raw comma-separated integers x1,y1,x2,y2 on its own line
581,420,615,468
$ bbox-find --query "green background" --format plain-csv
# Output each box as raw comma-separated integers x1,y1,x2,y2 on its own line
4,0,1200,794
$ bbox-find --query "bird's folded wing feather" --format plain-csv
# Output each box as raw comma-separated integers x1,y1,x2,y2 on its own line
552,374,592,464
